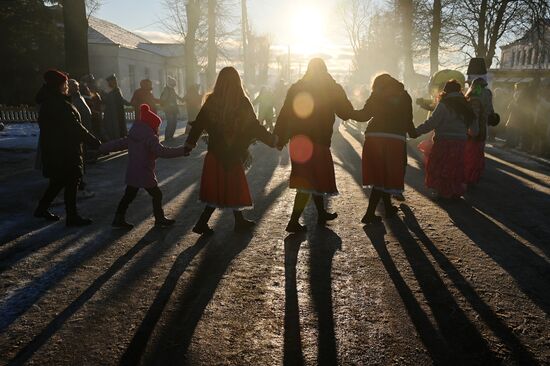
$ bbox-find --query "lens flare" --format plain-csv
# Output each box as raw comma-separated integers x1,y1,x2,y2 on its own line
292,92,314,119
289,135,314,164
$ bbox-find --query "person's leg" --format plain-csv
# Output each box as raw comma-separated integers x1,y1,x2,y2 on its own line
193,205,216,234
65,177,92,226
286,192,310,232
35,178,64,220
313,194,337,225
113,186,139,228
146,186,175,226
382,192,398,218
233,209,255,232
362,188,382,224
165,113,177,141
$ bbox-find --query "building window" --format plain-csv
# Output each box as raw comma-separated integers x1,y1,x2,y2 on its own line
129,65,136,92
528,48,533,65
144,67,150,80
511,51,515,67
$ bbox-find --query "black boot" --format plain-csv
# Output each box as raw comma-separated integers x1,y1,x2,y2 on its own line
112,213,134,229
234,210,255,232
382,192,398,218
285,211,307,233
362,188,382,225
193,206,215,235
153,206,175,227
313,195,337,225
66,215,93,227
34,207,60,221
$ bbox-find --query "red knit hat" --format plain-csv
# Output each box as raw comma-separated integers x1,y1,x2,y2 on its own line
44,69,68,87
140,104,161,133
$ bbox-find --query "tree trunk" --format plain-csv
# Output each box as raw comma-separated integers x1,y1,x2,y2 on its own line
184,0,200,89
241,0,251,85
399,0,415,84
207,0,217,88
476,0,488,60
429,0,441,75
62,0,89,79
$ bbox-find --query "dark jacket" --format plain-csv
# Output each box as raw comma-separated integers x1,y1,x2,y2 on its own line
350,86,416,138
274,77,353,146
103,87,130,140
36,85,100,179
185,96,274,166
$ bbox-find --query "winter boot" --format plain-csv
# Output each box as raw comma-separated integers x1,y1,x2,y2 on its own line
34,207,60,221
66,215,93,227
233,210,255,232
313,195,337,225
112,213,134,229
192,206,215,235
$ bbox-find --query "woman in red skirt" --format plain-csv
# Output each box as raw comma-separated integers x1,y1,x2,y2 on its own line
415,80,478,199
274,58,354,232
184,67,277,234
350,74,417,224
464,77,493,185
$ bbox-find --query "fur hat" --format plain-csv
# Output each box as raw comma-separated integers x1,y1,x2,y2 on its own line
44,69,68,87
140,104,161,133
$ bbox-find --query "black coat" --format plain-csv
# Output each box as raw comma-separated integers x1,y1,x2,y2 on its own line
274,77,353,146
36,85,100,179
185,96,274,166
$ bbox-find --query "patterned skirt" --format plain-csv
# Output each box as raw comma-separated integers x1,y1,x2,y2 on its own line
200,152,252,209
464,140,485,184
289,135,337,195
362,133,407,194
424,139,467,198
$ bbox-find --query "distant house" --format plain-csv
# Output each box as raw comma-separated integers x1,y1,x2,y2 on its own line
492,20,550,86
88,17,185,98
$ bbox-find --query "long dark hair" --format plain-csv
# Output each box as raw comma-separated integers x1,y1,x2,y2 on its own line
440,80,475,125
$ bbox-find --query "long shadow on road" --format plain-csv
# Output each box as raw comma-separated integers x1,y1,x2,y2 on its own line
406,164,550,317
123,145,285,365
399,204,539,365
8,227,172,365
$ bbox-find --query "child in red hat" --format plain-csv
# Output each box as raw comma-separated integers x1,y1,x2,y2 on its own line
100,104,188,228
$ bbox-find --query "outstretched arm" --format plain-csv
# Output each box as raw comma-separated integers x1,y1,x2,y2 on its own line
146,135,187,158
415,102,445,136
99,137,128,153
334,84,354,121
184,104,208,151
350,97,375,122
273,90,294,147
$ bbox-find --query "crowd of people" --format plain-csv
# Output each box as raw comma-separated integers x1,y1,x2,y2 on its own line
33,58,496,233
495,79,550,158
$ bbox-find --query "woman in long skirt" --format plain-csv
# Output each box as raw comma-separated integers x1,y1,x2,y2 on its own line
350,74,417,223
184,67,277,234
415,80,478,199
273,58,354,232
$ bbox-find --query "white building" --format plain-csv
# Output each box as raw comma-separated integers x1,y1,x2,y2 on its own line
87,17,185,98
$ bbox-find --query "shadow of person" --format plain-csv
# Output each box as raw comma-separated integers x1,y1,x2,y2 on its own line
118,234,212,366
363,224,452,364
283,233,307,366
308,226,342,366
8,226,172,365
399,204,538,365
383,216,501,365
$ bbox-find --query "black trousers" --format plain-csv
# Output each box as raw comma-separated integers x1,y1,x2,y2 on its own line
116,185,164,218
38,176,80,217
164,111,178,140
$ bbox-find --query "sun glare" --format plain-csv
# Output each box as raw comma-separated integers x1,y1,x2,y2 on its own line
287,4,327,55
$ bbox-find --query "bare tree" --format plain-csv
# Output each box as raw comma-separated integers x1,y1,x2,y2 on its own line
447,0,547,67
398,0,416,84
85,0,102,18
207,0,217,87
429,0,442,74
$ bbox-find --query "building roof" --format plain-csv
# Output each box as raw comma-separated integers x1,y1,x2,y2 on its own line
88,17,151,48
501,19,550,49
88,17,184,57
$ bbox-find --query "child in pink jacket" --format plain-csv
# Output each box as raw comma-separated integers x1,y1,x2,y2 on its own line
100,104,187,228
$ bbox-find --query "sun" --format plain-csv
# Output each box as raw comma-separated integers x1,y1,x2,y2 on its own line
287,4,327,55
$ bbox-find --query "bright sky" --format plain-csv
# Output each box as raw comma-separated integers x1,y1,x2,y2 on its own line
96,0,345,51
96,0,352,77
